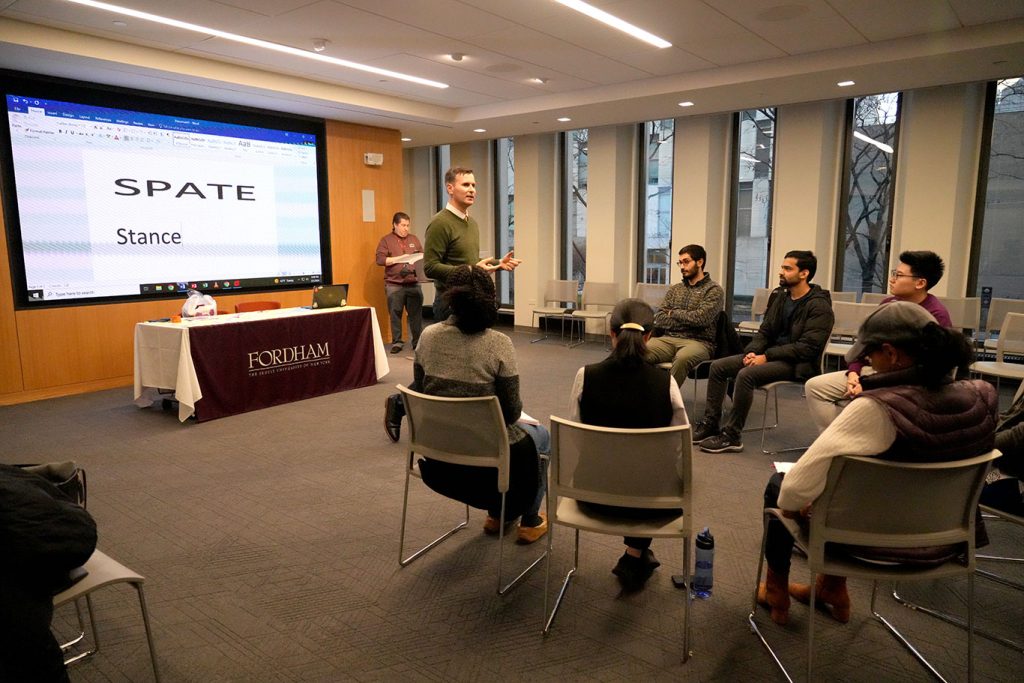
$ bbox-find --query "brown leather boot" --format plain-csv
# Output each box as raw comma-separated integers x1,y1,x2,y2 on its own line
756,567,790,625
789,574,850,623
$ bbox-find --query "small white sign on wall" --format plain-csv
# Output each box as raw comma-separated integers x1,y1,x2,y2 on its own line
361,189,375,222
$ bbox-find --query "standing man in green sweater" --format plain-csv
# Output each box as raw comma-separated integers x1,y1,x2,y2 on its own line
424,166,520,321
384,166,521,442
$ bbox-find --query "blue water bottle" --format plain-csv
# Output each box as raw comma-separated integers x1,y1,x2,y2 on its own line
692,527,714,599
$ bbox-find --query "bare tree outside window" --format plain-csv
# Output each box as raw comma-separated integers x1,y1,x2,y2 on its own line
973,78,1024,303
638,119,675,284
836,93,901,294
729,108,775,323
563,129,588,287
494,138,515,306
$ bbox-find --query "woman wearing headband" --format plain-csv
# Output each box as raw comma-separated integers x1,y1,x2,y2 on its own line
567,297,688,591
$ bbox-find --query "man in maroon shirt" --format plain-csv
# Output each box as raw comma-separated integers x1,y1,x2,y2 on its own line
805,250,952,432
376,212,424,354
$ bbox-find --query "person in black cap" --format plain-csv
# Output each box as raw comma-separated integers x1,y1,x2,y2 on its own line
754,301,997,627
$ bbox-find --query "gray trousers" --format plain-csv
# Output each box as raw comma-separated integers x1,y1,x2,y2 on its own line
385,284,423,346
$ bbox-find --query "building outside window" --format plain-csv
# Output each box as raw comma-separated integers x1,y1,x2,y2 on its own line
435,144,451,211
971,77,1024,316
638,119,674,285
494,138,515,306
835,93,901,295
562,129,588,287
729,108,775,323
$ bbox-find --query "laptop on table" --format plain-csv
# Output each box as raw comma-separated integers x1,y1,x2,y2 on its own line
311,284,348,309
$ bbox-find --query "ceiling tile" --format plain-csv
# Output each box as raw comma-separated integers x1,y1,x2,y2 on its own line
947,0,1024,26
824,0,962,42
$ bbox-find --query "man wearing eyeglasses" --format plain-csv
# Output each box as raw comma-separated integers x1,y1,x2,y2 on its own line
645,244,724,388
804,250,951,433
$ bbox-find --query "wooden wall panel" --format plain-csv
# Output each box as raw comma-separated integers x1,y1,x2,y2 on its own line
0,119,402,404
325,121,403,342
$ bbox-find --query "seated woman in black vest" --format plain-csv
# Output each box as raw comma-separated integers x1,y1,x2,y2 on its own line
757,301,998,626
567,298,688,591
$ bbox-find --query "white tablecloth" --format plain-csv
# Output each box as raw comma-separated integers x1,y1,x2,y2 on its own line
133,306,389,421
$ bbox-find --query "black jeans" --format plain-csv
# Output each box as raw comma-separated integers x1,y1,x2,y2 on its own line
704,354,796,433
763,472,799,575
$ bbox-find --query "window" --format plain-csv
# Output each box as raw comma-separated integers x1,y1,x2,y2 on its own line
562,129,588,285
728,108,776,323
835,93,901,294
638,119,674,284
494,137,515,306
434,144,451,211
971,77,1024,304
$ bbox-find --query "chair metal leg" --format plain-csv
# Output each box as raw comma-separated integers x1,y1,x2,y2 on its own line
544,529,579,634
134,583,162,683
495,493,548,596
758,386,809,455
747,518,795,683
891,582,1024,653
60,598,88,652
398,466,469,566
870,581,951,682
63,594,100,666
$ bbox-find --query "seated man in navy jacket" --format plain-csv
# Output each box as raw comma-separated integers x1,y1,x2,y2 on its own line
694,250,834,453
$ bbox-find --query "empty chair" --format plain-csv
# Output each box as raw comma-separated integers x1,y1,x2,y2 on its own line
542,417,694,661
970,312,1024,396
235,300,281,313
396,384,546,595
737,287,771,334
860,292,888,305
937,296,981,336
531,279,579,344
821,301,876,373
570,281,621,346
633,282,669,310
984,298,1024,350
53,549,161,681
828,290,857,303
749,451,998,682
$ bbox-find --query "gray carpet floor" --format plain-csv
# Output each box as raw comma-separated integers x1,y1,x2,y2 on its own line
1,327,1021,682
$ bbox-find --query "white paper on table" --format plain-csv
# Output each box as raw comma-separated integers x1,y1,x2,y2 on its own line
391,252,423,265
518,411,540,425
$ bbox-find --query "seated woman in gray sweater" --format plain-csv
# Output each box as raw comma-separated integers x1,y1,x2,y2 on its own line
414,265,548,544
568,298,688,591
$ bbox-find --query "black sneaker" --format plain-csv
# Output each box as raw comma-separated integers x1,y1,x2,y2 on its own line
384,394,403,442
612,550,659,592
691,419,720,444
700,429,743,453
390,343,403,354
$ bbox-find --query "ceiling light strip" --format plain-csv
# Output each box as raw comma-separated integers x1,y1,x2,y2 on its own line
64,0,449,89
554,0,671,49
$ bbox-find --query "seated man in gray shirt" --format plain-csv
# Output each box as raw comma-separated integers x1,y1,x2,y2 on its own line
645,244,724,387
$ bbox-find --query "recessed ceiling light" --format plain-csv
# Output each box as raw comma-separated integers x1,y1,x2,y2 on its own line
62,0,449,89
530,77,550,84
554,0,671,49
678,101,694,107
401,137,412,142
837,80,856,87
449,53,465,62
473,128,486,133
312,38,328,53
557,117,571,122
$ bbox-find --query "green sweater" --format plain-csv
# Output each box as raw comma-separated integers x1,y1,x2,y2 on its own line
423,208,480,291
